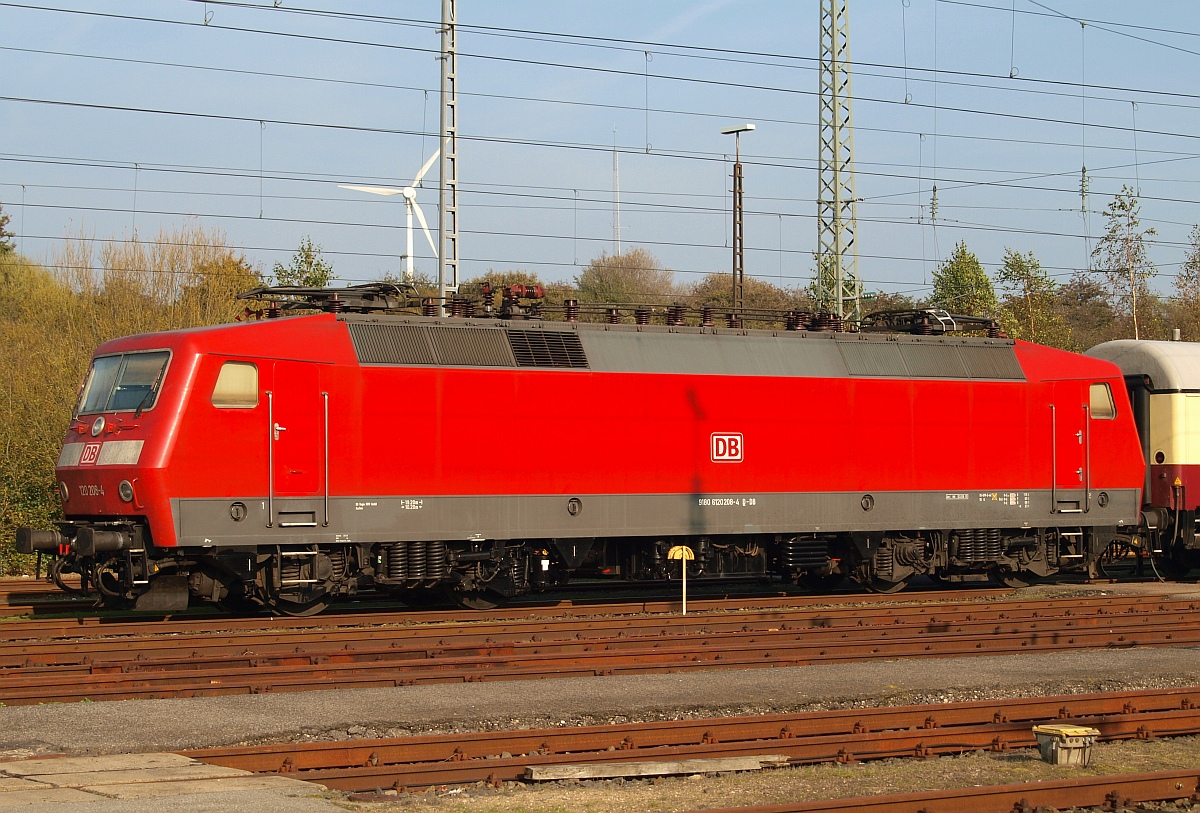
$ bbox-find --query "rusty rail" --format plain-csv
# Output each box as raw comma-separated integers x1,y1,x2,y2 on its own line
693,769,1200,812
181,687,1200,792
0,595,1197,704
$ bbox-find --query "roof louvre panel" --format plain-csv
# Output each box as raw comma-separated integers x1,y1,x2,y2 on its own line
508,330,589,368
347,323,436,365
427,326,516,367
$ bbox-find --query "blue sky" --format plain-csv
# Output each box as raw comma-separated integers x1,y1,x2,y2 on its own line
2,1,1198,302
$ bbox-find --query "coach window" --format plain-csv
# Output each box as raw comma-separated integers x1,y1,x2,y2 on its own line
211,362,259,408
1090,382,1116,420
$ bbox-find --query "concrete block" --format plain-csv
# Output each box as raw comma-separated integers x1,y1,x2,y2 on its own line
33,764,249,788
1,752,195,777
0,777,52,791
85,775,327,800
526,754,791,781
0,787,100,806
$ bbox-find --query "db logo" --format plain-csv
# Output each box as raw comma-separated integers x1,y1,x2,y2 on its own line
710,433,743,463
80,443,101,465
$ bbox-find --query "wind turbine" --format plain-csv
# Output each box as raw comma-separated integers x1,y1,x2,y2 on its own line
340,149,439,283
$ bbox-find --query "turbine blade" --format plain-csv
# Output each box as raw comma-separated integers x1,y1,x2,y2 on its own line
413,203,438,259
411,149,440,187
339,184,404,196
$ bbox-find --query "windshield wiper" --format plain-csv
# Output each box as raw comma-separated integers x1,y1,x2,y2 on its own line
134,362,167,418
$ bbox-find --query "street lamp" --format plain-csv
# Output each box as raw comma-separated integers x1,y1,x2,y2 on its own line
721,124,755,316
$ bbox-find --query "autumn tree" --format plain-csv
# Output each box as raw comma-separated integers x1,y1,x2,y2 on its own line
0,203,14,255
928,241,997,317
575,248,675,305
1171,225,1200,340
690,272,809,314
863,291,919,314
1092,185,1156,340
273,236,334,287
1056,271,1117,351
995,248,1065,344
0,222,258,574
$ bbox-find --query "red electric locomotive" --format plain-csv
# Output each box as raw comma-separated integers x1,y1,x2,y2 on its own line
17,284,1148,614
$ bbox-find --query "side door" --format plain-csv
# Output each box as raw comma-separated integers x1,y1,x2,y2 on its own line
270,361,322,500
1051,381,1089,513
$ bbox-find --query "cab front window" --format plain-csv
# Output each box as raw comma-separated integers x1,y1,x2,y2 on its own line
75,351,171,415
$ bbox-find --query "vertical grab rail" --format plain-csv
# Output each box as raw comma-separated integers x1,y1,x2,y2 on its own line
1050,404,1057,513
1084,404,1091,512
322,391,330,527
267,390,274,528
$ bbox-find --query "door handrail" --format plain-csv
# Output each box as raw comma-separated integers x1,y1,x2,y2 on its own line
1084,403,1091,512
267,390,274,528
1050,403,1057,513
322,391,330,527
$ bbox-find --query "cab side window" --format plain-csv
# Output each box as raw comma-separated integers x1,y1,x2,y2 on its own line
212,362,259,408
1090,382,1116,420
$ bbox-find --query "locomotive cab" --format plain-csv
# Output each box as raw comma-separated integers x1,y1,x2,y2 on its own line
17,346,183,609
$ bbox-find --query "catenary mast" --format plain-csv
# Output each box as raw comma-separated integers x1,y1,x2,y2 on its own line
816,0,861,322
438,0,459,315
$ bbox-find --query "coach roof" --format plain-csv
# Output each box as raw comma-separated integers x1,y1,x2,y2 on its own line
1086,339,1200,392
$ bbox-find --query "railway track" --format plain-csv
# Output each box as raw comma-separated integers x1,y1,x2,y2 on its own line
0,579,1006,620
695,769,1200,813
181,687,1200,791
0,576,94,615
0,593,1196,704
0,586,1008,635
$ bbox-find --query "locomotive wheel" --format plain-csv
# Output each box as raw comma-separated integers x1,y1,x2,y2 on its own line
1148,545,1195,580
796,572,844,593
989,567,1037,589
865,575,911,594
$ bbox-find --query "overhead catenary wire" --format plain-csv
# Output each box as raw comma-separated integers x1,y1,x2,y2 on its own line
3,0,1197,302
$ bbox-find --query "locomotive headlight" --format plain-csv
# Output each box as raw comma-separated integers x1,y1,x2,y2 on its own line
118,480,135,503
91,416,105,437
58,481,69,503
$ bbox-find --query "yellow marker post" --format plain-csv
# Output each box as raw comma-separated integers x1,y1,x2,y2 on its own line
667,545,695,615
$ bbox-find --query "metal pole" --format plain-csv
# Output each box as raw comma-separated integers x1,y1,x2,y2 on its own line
681,561,687,616
732,132,745,315
438,0,458,317
817,0,861,321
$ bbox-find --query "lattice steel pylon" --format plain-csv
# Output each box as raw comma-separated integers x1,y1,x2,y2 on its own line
438,0,459,315
816,0,861,322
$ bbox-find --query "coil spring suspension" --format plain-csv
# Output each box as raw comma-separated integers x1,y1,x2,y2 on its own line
408,540,427,580
383,541,448,582
385,543,408,580
426,540,448,579
327,549,348,580
875,545,894,579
